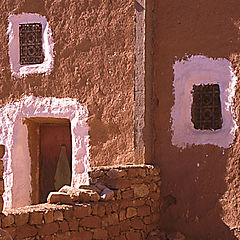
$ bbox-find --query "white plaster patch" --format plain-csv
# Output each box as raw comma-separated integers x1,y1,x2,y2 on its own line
8,13,54,77
0,96,89,209
171,55,237,149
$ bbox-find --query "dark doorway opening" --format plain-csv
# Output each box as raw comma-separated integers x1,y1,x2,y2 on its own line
24,118,72,204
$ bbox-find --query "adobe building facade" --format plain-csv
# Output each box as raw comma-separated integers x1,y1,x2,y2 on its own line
142,0,240,239
0,0,240,239
0,0,135,210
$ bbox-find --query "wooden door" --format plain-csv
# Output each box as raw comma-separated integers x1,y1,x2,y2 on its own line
39,124,72,203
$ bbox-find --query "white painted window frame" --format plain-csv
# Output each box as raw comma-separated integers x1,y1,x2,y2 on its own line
171,55,237,149
8,13,54,77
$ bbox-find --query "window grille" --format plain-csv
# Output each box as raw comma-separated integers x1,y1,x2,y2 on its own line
191,84,222,130
19,23,43,65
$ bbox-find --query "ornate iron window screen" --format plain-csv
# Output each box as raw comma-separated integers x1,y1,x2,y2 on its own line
19,23,43,65
191,84,223,130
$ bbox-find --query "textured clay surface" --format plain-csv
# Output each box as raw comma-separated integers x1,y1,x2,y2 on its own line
0,0,134,167
152,0,240,239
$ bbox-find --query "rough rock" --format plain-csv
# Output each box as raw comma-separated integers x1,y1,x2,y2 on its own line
100,188,115,201
0,145,5,159
59,185,100,202
106,169,127,178
126,207,137,218
132,184,149,198
78,189,100,202
80,184,102,194
95,183,107,192
47,192,74,204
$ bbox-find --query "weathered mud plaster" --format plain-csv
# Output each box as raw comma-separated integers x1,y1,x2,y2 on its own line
8,13,54,77
0,96,89,209
171,55,237,148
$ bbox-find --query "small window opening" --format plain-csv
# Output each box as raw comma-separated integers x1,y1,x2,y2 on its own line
19,23,43,65
191,84,222,130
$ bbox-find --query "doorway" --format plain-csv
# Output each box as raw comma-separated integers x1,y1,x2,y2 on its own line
39,122,72,202
25,117,72,204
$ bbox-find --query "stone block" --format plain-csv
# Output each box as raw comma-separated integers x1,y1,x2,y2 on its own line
105,202,112,215
108,213,119,225
106,169,127,178
77,229,93,240
44,210,54,224
68,220,78,231
126,231,142,240
122,189,134,199
120,219,130,232
93,228,108,239
38,222,59,236
149,182,158,192
143,216,151,225
74,204,92,218
97,205,105,217
15,213,29,226
2,227,16,239
53,210,64,221
0,145,5,159
15,225,37,239
79,189,100,202
2,214,14,227
132,199,145,207
80,184,102,194
63,207,74,221
149,192,160,201
92,203,98,215
47,192,74,204
59,220,69,232
108,225,120,237
30,211,43,225
102,216,109,227
95,183,107,191
115,235,127,240
0,196,4,212
79,216,101,228
132,184,149,198
137,206,151,217
126,207,137,218
0,180,4,195
130,217,144,229
128,167,146,178
100,188,114,201
119,209,126,221
119,199,129,209
0,160,3,177
89,169,105,179
105,178,131,190
111,202,119,212
59,185,100,202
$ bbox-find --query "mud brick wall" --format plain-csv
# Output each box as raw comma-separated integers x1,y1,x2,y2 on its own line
0,0,135,167
0,165,161,240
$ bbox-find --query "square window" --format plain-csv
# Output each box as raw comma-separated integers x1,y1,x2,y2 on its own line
8,14,54,77
19,23,43,65
191,84,222,130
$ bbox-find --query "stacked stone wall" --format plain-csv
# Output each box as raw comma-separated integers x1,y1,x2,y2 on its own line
0,165,161,240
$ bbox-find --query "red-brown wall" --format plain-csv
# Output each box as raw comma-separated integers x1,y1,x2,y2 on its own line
151,0,240,239
0,0,135,167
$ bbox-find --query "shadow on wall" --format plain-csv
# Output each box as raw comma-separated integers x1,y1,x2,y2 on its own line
152,0,240,239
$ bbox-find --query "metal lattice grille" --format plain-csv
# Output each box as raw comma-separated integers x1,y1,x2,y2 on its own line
19,23,43,65
191,84,222,130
